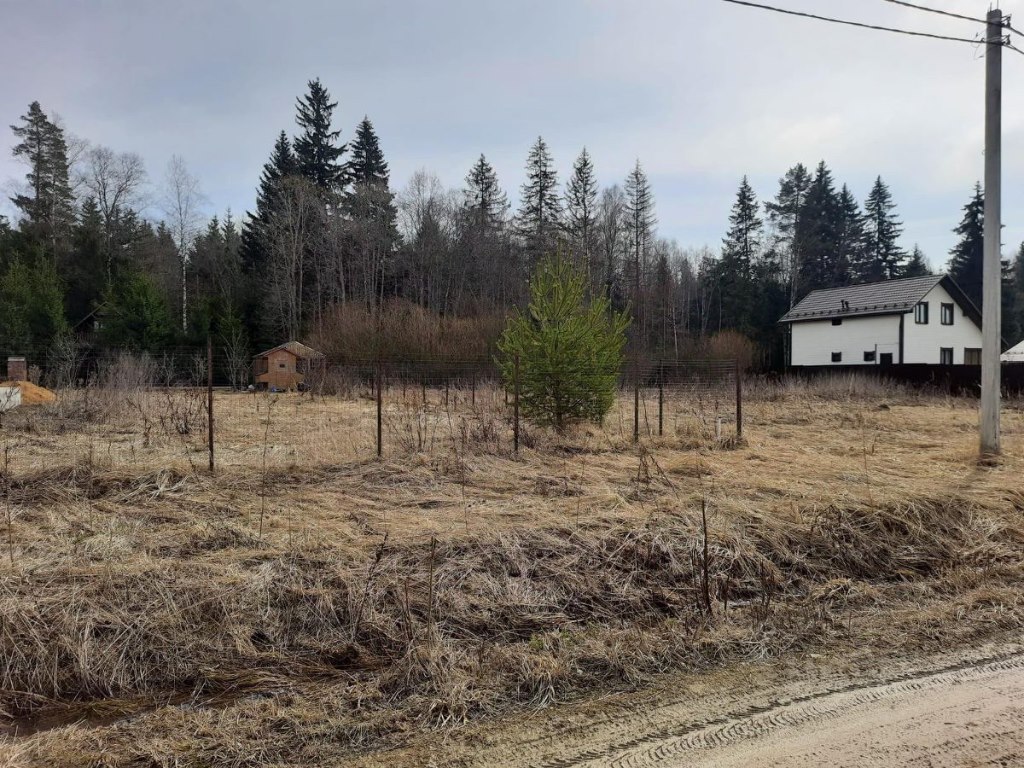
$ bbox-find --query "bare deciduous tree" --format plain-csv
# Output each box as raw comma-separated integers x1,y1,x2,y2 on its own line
266,176,322,339
160,155,206,330
79,145,148,277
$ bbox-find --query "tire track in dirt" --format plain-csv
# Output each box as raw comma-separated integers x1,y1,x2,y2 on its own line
528,652,1024,768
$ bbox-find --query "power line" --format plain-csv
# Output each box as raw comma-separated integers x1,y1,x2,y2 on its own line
879,0,987,25
1007,23,1024,39
721,0,984,44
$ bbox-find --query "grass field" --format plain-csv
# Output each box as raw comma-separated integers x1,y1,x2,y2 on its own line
1,377,1022,766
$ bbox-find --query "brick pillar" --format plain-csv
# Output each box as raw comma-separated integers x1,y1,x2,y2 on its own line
7,357,27,381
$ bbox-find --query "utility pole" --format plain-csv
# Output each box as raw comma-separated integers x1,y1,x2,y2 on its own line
980,8,1003,458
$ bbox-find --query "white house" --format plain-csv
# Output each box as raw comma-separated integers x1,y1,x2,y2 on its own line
779,274,984,367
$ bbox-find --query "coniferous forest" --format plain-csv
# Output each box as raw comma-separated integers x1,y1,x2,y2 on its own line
2,80,1023,380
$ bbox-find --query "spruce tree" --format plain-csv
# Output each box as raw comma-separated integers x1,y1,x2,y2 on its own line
64,197,107,324
834,184,865,286
717,176,762,332
564,147,598,270
860,176,905,281
624,160,656,328
517,136,562,267
348,116,389,186
9,101,75,256
796,161,842,295
241,131,296,273
465,154,509,229
903,245,931,278
765,163,812,307
346,117,398,309
0,256,67,359
948,183,985,307
463,154,511,308
293,78,347,194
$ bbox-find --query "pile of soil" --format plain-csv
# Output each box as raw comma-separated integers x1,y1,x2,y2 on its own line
0,380,57,405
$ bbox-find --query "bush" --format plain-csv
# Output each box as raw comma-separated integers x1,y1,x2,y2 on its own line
497,257,629,431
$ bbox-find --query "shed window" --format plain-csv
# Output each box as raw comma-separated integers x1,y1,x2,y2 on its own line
941,303,954,325
965,348,982,365
831,318,842,326
915,302,929,324
864,351,876,362
940,347,953,365
279,362,286,369
831,352,842,363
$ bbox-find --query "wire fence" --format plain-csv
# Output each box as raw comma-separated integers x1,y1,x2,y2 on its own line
0,350,742,478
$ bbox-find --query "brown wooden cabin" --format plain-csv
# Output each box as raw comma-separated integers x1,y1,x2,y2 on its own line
252,342,324,391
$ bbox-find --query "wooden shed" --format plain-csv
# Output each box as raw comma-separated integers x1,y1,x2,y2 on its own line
252,342,324,391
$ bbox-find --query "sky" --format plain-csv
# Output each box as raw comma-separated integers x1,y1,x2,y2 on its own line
2,0,1023,269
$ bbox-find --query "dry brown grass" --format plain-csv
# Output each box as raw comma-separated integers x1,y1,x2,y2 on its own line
0,378,1022,766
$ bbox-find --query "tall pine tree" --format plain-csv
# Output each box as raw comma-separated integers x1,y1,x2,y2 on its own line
9,101,75,257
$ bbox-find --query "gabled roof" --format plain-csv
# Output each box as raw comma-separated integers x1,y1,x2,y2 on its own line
253,341,324,360
779,274,981,328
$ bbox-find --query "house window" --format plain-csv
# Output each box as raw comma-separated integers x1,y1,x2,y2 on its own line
279,362,286,369
965,348,982,365
915,302,929,324
940,347,954,365
941,303,954,325
864,351,876,362
831,318,842,326
831,352,842,363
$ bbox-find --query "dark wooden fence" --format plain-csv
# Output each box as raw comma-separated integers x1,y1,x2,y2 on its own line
788,363,1024,396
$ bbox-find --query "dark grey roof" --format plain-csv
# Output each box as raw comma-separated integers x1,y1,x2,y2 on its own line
779,275,945,323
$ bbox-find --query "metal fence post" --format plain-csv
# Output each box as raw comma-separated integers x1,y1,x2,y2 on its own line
376,364,383,458
633,362,640,444
513,353,520,455
735,358,743,440
207,335,215,473
658,368,664,438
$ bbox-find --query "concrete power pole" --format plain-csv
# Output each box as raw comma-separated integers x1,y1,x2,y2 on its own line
980,8,1003,457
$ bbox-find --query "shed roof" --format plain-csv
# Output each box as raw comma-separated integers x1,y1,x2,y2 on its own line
253,341,324,360
1003,340,1024,362
778,274,980,327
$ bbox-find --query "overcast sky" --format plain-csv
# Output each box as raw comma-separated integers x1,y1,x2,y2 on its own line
2,0,1023,268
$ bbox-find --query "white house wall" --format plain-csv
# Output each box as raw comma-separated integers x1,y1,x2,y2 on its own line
791,314,901,366
903,283,983,364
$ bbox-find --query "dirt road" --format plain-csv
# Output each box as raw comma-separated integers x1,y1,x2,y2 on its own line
350,643,1024,768
561,654,1024,767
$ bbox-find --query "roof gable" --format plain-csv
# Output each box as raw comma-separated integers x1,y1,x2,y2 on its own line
253,341,324,360
780,275,947,323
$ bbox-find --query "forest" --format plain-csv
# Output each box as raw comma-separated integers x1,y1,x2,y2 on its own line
2,78,1023,382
